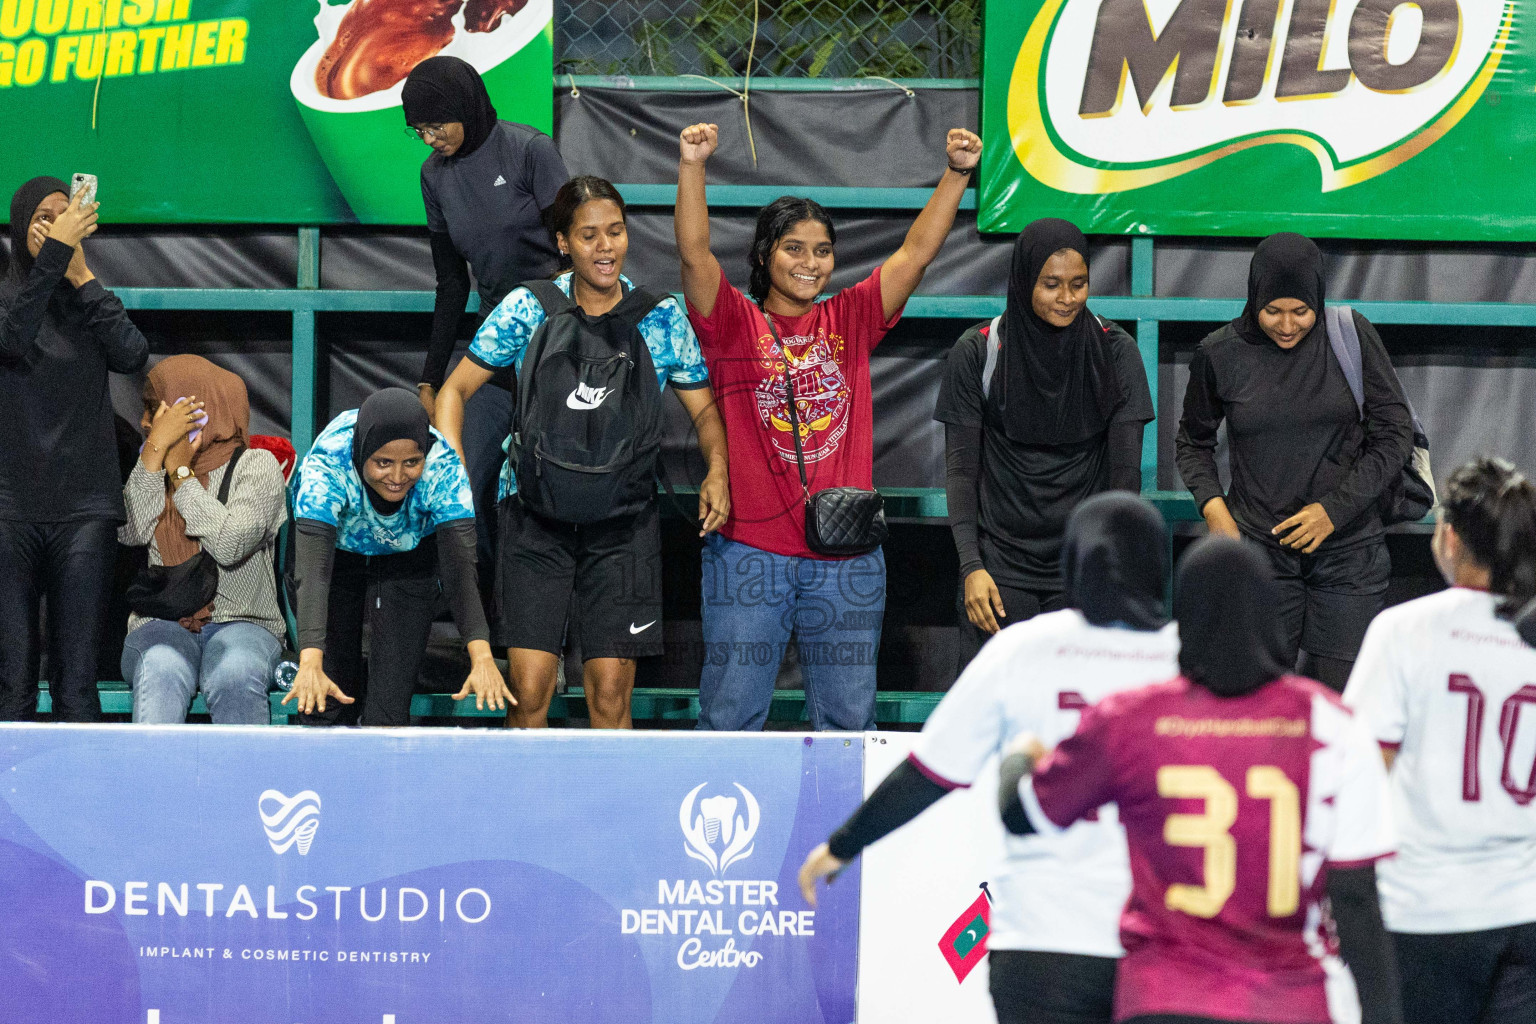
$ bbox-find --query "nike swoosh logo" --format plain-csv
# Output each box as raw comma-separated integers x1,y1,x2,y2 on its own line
629,621,656,634
567,384,610,410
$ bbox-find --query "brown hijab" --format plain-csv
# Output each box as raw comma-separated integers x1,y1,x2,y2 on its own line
145,356,250,627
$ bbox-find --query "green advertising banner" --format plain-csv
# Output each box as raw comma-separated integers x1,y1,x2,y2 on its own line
0,0,552,223
980,0,1536,240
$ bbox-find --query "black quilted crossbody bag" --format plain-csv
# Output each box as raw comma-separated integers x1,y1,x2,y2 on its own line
765,313,888,557
126,446,246,621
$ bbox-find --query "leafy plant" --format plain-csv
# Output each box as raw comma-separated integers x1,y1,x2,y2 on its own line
633,19,678,76
554,0,982,80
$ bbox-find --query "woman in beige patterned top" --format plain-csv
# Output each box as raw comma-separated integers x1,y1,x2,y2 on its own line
118,355,288,725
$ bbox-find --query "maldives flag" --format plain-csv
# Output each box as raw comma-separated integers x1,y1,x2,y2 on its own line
937,885,991,983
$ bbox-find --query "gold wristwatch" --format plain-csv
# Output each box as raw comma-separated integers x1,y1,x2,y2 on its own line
171,465,194,485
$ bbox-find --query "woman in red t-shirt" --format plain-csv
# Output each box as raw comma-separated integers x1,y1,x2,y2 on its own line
675,121,980,731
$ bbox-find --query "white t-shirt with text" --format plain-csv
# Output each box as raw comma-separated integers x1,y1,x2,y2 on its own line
911,608,1180,956
1345,587,1536,933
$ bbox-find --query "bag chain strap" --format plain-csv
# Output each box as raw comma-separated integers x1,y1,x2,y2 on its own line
762,311,813,505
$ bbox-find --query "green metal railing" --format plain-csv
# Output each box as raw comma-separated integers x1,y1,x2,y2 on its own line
43,682,944,726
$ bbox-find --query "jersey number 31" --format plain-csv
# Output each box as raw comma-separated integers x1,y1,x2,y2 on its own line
1157,765,1301,919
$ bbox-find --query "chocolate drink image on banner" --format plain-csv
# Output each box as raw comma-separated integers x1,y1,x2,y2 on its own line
290,0,551,223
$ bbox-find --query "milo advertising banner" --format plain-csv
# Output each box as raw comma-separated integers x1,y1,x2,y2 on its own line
980,0,1534,239
0,0,552,222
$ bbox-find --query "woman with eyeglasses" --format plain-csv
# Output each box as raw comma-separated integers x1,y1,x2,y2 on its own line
400,55,569,609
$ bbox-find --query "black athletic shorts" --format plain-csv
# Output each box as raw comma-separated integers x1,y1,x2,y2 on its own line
989,949,1117,1024
493,497,663,660
1261,538,1390,662
1394,922,1536,1024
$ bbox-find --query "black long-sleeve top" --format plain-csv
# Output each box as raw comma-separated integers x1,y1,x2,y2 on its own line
1175,314,1413,552
936,319,1152,589
418,121,567,391
421,230,474,391
0,238,149,522
292,518,488,652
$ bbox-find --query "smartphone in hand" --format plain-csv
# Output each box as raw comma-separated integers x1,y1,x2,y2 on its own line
69,173,98,206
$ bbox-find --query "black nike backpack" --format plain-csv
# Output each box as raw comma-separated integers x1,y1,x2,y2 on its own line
512,279,667,524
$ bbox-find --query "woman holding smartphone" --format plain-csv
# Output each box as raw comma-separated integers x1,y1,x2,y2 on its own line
0,176,148,721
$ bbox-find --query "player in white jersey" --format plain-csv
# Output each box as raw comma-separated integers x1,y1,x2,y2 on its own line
1345,457,1536,1024
799,493,1180,1024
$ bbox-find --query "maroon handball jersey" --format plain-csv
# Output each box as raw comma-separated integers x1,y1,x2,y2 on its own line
1022,675,1394,1024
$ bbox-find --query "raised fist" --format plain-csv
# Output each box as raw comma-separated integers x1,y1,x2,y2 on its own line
680,122,720,165
946,128,982,172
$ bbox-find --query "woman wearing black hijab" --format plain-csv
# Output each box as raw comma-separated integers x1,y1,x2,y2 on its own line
1176,232,1414,690
401,55,569,605
0,177,148,721
802,494,1179,1024
285,389,512,726
936,218,1153,670
994,536,1404,1024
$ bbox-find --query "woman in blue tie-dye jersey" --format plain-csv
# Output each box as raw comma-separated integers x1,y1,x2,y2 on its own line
285,388,513,726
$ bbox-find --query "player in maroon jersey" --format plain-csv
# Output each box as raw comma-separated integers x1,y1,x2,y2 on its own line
1000,537,1402,1024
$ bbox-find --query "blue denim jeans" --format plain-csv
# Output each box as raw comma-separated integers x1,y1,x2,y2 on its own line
697,534,885,732
122,619,281,725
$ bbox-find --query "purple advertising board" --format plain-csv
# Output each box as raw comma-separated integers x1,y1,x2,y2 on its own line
0,726,862,1023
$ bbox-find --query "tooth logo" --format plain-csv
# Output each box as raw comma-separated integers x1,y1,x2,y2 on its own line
567,382,611,410
259,790,321,856
1010,0,1512,194
680,783,760,878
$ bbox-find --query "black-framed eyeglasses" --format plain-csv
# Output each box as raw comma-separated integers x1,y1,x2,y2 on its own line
405,124,448,142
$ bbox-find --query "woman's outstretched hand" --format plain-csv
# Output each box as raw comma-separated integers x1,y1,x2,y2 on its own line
283,650,354,716
453,641,516,711
797,842,847,908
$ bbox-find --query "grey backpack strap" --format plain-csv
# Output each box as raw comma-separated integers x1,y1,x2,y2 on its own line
1324,305,1366,420
979,316,1003,398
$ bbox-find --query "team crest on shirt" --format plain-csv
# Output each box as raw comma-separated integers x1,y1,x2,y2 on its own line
755,334,851,464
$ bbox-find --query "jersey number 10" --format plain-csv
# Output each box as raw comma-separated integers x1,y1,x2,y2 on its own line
1447,674,1536,806
1157,765,1301,920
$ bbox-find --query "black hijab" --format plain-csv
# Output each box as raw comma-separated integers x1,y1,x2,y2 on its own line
1062,492,1169,631
1174,537,1288,697
7,176,68,280
352,388,434,514
1236,232,1325,346
401,56,498,159
996,218,1117,445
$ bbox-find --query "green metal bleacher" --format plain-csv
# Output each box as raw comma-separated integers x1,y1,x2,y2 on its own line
41,681,944,726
